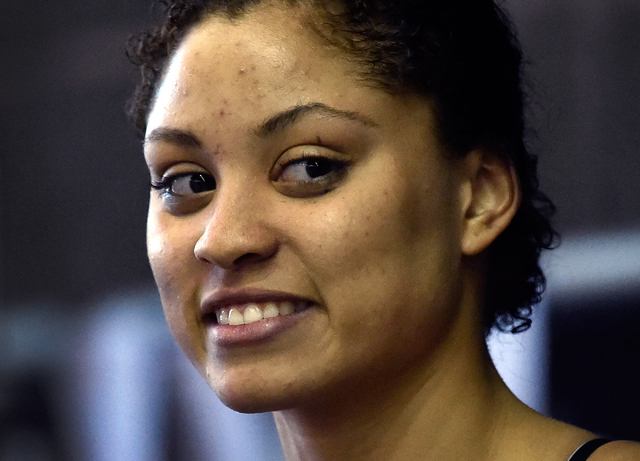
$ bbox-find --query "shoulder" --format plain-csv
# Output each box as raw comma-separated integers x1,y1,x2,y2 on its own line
590,440,640,460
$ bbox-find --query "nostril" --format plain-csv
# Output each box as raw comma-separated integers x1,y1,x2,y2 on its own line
193,217,280,268
233,252,271,267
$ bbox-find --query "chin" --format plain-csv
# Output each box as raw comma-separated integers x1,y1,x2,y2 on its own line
202,366,305,414
211,381,303,414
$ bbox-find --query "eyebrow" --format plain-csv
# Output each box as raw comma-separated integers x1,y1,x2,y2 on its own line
144,127,203,148
144,103,376,148
255,102,377,137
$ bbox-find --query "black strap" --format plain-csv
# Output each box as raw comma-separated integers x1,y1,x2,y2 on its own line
568,438,612,461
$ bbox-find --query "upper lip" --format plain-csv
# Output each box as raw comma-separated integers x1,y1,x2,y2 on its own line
200,287,316,316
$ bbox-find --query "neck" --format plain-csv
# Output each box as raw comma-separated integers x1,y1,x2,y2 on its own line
272,296,520,461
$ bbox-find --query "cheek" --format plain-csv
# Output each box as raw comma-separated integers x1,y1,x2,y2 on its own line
147,206,207,369
294,166,460,319
147,206,185,294
283,186,463,383
329,158,459,334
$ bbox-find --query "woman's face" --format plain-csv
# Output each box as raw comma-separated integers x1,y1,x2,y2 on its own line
145,2,472,412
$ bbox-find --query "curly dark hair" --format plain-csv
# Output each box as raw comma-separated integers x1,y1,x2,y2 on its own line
127,0,557,334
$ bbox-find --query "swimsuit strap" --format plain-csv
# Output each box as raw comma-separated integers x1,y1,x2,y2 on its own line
567,439,612,461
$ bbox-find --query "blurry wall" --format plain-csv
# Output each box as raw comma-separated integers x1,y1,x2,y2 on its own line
0,0,154,304
508,0,640,233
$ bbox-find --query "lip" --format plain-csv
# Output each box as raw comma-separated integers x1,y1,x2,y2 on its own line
201,287,316,316
200,287,317,346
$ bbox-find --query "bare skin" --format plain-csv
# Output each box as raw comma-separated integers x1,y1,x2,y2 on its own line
143,2,640,460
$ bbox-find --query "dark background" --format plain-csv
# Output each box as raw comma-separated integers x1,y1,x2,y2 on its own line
551,291,640,441
0,0,156,304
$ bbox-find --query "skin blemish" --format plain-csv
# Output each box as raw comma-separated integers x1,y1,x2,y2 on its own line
219,109,226,116
238,68,246,76
212,143,225,156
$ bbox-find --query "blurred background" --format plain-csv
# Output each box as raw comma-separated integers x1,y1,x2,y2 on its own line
0,0,638,459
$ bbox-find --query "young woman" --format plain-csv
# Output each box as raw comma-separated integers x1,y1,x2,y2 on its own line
127,0,640,459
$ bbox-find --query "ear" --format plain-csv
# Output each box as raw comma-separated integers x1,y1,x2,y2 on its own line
459,149,520,256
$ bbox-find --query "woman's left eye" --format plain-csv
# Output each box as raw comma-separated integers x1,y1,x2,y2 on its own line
278,157,347,183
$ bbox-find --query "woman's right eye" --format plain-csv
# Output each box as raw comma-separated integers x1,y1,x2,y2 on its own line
151,172,216,196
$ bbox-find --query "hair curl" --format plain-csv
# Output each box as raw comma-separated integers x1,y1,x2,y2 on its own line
127,0,558,334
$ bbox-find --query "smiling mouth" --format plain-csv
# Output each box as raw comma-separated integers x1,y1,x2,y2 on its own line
208,301,311,326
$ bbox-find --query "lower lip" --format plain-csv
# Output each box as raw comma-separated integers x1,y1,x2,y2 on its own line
206,308,312,346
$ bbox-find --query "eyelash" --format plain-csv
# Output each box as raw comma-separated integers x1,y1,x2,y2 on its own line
149,153,348,202
150,177,174,191
150,172,216,196
278,155,348,182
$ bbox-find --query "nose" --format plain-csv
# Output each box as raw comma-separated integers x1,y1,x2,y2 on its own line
193,187,279,270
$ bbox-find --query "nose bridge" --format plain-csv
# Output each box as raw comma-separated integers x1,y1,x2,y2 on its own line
194,180,278,268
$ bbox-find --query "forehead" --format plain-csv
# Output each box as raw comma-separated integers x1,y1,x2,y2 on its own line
147,3,359,129
145,0,440,159
183,5,314,71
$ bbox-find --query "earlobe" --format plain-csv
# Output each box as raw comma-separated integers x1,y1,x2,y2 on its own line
460,149,521,256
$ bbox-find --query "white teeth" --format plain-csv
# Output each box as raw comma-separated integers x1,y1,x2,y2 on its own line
243,304,263,324
279,301,295,315
228,308,244,325
215,301,304,325
263,303,279,318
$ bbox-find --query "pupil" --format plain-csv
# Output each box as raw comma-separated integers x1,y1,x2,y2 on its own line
305,159,331,178
190,174,214,193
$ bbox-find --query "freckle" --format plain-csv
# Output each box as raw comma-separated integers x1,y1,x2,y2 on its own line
219,109,226,116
